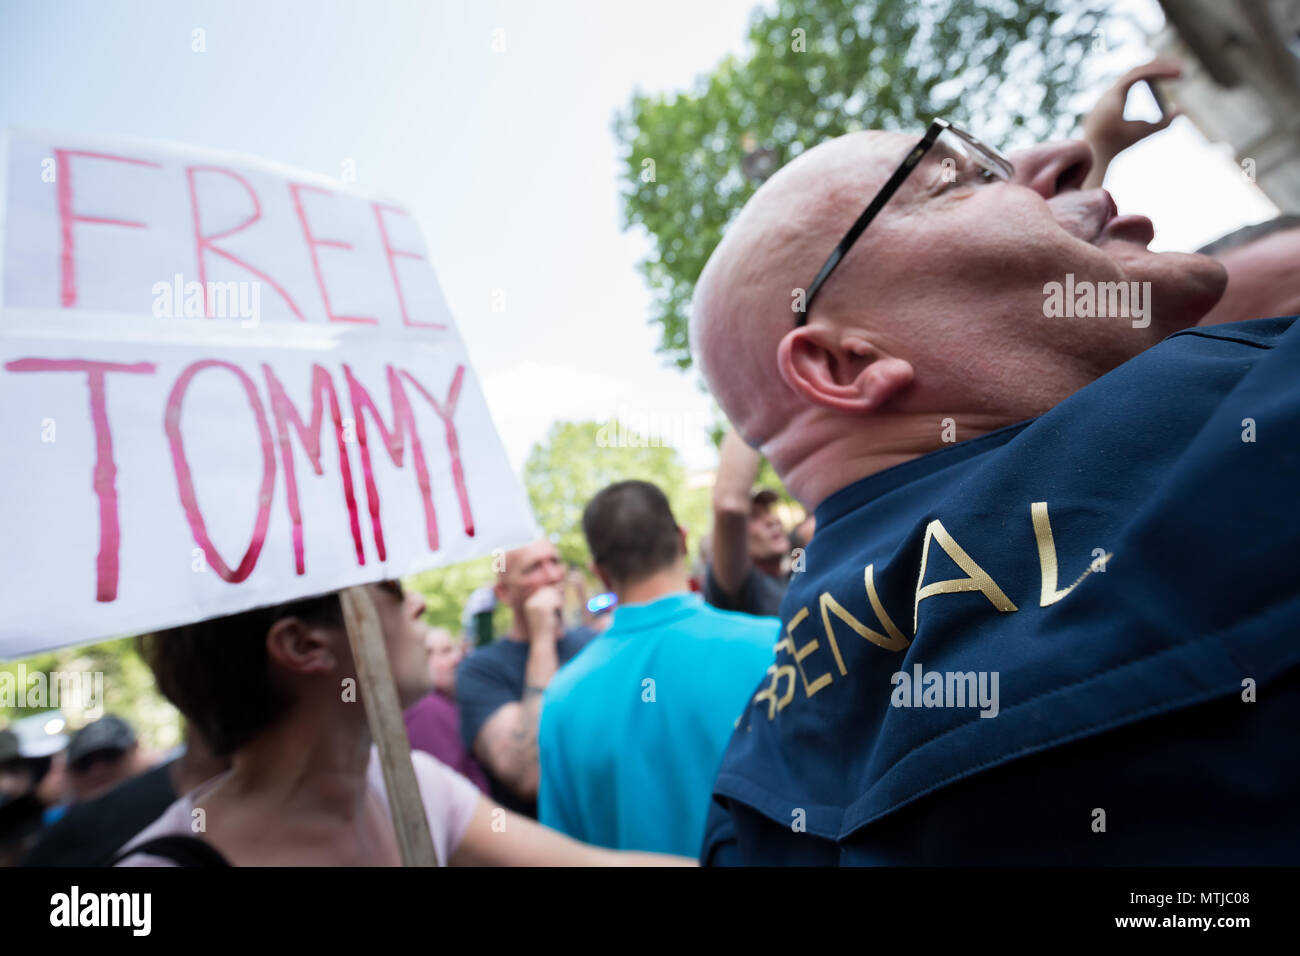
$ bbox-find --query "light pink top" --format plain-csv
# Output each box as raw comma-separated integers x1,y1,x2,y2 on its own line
116,746,482,866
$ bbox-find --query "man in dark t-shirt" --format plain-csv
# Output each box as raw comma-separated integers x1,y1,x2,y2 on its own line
689,124,1299,863
704,428,791,618
456,538,593,818
703,317,1300,863
458,629,592,816
23,760,176,867
703,551,787,619
24,731,228,867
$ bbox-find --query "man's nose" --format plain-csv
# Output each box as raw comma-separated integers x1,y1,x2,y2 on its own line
1006,140,1093,199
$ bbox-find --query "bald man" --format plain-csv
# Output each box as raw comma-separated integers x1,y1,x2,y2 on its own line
455,538,595,818
692,123,1300,865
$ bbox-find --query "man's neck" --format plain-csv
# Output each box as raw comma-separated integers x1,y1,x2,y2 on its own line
770,409,1022,510
616,566,690,607
506,616,535,643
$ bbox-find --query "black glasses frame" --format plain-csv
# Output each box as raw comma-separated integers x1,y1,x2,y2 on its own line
798,118,1014,325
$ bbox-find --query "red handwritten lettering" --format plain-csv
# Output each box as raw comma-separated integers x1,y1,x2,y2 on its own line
164,360,276,582
289,183,376,325
54,150,162,307
3,358,157,601
262,363,365,572
342,364,438,559
372,203,445,330
186,165,307,321
400,365,474,537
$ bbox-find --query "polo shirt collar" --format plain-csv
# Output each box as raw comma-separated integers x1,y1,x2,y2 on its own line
608,591,702,633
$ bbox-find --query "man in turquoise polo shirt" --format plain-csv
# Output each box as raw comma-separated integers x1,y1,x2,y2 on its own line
538,480,778,855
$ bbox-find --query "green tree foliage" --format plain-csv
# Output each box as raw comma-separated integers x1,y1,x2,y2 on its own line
615,0,1106,369
1,638,180,752
405,553,504,638
523,420,712,568
405,420,712,639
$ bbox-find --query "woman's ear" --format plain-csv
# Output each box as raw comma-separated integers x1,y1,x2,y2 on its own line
776,324,913,413
265,617,339,677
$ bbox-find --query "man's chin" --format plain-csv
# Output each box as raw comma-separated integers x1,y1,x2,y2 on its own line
1155,253,1229,332
1102,244,1228,331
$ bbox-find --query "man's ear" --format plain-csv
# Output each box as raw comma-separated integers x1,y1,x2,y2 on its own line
776,325,913,413
265,617,338,677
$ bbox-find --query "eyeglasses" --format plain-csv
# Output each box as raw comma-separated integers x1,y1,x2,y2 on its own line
798,118,1014,325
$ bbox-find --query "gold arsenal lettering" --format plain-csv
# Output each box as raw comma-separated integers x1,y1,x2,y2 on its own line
749,501,1111,720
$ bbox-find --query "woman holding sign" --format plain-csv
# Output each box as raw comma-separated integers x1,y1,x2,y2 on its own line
113,581,692,867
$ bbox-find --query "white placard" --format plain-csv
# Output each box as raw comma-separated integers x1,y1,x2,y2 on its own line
0,131,537,656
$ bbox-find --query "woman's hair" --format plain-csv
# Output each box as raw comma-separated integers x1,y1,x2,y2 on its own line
137,594,343,757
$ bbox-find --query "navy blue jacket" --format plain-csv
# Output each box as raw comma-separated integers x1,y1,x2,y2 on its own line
703,317,1300,865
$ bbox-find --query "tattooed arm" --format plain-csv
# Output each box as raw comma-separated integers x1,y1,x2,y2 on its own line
472,587,563,802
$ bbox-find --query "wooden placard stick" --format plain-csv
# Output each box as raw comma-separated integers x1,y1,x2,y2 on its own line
340,585,439,867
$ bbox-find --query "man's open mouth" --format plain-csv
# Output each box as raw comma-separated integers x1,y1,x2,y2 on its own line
1096,189,1155,244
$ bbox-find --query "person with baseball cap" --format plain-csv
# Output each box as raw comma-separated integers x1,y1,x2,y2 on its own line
1,724,69,863
703,426,795,618
65,715,140,805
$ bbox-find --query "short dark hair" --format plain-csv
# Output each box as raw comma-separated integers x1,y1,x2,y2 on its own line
1196,214,1300,257
582,480,682,587
137,593,343,757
